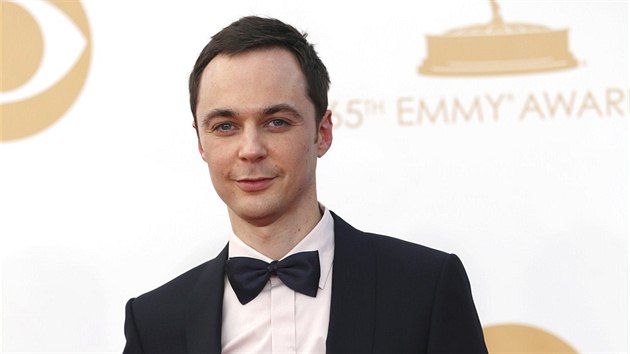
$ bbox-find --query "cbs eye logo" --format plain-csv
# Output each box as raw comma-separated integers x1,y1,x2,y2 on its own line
1,0,91,142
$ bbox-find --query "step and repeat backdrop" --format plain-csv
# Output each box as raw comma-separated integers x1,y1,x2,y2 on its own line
1,0,628,352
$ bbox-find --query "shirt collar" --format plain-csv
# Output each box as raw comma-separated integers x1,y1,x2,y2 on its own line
228,205,335,290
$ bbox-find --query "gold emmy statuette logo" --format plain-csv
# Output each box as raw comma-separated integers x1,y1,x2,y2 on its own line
419,0,577,76
484,324,578,353
1,0,91,142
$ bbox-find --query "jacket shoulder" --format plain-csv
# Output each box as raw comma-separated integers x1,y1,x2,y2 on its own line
129,243,227,323
365,231,448,260
363,231,456,287
132,260,211,310
332,211,450,271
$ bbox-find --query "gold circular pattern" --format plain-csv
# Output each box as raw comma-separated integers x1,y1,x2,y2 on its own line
1,2,44,92
1,1,92,142
484,324,578,353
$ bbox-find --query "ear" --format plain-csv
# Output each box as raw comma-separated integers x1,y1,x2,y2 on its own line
316,110,333,158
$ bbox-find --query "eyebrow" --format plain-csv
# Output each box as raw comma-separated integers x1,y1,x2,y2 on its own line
202,108,237,121
200,103,304,128
199,108,236,130
262,103,303,120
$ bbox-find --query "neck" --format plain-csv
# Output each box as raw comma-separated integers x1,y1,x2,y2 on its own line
228,201,323,260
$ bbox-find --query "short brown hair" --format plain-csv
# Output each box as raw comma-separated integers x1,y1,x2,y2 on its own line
189,16,330,127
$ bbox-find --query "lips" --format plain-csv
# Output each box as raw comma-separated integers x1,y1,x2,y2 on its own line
236,177,275,192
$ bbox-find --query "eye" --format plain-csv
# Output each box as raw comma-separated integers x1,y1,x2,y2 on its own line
0,1,88,104
267,119,288,128
212,122,236,133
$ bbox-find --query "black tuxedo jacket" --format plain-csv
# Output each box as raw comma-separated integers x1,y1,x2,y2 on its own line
123,213,487,353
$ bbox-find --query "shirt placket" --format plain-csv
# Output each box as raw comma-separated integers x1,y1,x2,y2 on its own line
269,276,296,353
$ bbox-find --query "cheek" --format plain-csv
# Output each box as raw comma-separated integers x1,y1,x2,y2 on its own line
289,142,318,176
202,152,230,184
206,154,230,176
201,139,231,170
206,155,232,197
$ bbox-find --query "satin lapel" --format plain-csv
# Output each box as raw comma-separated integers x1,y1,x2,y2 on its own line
326,213,376,353
186,245,228,354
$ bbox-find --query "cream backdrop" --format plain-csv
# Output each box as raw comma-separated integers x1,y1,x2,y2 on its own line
1,0,627,352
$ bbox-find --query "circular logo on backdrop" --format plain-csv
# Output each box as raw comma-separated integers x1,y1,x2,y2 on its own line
484,324,578,353
1,0,91,142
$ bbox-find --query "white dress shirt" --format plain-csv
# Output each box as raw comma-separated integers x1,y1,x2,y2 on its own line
222,207,335,354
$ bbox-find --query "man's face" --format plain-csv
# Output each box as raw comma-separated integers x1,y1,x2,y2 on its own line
195,48,332,226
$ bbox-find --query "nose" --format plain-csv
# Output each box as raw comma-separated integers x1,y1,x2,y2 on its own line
238,127,267,162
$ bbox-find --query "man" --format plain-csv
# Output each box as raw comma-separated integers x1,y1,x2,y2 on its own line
123,16,487,353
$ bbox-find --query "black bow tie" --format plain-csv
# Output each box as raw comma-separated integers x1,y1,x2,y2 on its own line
225,251,321,305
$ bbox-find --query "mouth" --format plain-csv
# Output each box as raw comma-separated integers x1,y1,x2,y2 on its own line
236,177,275,192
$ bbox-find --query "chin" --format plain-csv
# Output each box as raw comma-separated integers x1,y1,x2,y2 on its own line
230,201,282,225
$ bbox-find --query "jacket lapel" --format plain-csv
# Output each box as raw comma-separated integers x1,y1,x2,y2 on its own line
186,245,228,354
326,213,376,353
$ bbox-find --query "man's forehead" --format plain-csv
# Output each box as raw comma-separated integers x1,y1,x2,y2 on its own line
196,48,310,109
202,48,302,79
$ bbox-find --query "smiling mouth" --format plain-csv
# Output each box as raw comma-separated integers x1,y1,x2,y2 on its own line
236,178,275,192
